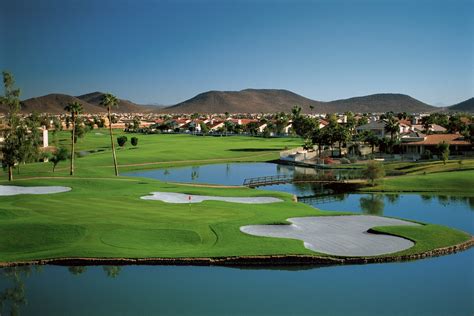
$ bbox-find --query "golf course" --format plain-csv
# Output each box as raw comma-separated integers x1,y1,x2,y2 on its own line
0,131,472,265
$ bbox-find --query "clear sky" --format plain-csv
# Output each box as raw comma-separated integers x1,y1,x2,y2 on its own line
1,0,473,106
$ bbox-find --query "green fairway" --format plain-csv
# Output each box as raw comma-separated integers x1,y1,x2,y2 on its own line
0,132,472,264
5,132,303,178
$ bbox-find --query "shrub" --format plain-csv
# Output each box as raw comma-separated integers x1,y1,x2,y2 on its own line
117,136,128,147
340,158,350,164
131,137,139,147
349,157,357,163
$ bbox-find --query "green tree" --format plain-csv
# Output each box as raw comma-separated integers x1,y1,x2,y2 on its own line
50,146,69,172
199,122,209,134
363,131,379,154
117,136,128,147
0,71,21,181
363,161,385,186
100,93,120,176
437,141,450,165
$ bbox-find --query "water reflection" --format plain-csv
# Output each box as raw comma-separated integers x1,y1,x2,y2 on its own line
68,266,87,276
0,266,37,316
103,266,122,279
359,195,385,216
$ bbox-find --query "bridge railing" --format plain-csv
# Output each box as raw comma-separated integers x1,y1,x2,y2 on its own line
243,175,293,187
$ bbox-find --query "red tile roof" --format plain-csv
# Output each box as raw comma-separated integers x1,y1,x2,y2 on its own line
403,134,471,146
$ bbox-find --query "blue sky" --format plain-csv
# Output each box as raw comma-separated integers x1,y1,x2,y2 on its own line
1,0,473,106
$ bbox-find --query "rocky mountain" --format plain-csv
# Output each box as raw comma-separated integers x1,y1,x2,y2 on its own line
164,89,436,114
447,98,474,112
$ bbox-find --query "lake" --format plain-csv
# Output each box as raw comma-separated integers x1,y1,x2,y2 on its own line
1,162,472,315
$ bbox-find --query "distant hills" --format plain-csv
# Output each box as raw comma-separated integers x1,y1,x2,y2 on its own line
447,97,474,112
164,89,437,113
3,89,473,114
3,92,153,114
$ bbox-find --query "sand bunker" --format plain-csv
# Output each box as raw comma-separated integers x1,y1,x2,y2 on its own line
141,192,282,204
241,215,420,256
0,185,71,196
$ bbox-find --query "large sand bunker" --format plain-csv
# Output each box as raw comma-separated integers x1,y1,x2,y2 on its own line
141,192,282,204
241,215,420,256
0,185,71,196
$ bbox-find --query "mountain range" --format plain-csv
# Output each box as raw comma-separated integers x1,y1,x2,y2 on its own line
4,89,473,114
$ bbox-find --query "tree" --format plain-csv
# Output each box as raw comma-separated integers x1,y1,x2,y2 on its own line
131,137,139,147
333,124,351,157
50,147,69,172
357,114,369,127
363,161,385,186
117,136,128,147
132,116,141,130
1,71,21,181
199,122,209,134
100,93,120,176
363,131,379,154
437,141,450,165
291,105,302,119
384,116,399,154
64,101,83,176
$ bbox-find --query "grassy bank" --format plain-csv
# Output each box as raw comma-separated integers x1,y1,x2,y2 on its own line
362,169,474,193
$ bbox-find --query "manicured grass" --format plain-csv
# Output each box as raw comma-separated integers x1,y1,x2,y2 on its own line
0,133,471,263
362,170,474,193
383,159,474,175
0,176,469,263
372,224,471,256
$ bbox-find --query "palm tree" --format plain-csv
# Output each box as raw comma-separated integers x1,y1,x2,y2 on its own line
64,101,83,175
384,116,399,154
100,93,119,176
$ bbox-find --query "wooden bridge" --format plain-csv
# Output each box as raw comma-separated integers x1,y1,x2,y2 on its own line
243,174,346,188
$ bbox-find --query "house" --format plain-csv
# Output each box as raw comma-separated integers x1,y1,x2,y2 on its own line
401,134,472,158
355,121,387,138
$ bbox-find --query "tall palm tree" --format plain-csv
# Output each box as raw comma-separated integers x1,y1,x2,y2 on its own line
384,116,400,154
64,101,83,175
100,93,119,176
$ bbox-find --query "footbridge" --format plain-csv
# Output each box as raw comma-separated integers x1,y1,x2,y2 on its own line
243,175,346,188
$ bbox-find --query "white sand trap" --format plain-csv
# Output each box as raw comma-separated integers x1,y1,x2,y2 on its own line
241,215,421,257
0,185,71,196
141,192,282,204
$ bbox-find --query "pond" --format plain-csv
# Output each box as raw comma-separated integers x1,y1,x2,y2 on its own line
1,162,473,315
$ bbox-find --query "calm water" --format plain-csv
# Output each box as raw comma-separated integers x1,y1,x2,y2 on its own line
1,163,473,315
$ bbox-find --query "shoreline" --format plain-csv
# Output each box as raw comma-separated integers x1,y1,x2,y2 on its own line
1,236,472,268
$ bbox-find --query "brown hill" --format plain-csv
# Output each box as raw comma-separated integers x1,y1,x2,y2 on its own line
10,92,152,114
164,89,436,114
15,94,98,114
76,92,151,113
325,93,435,113
448,97,474,113
164,89,324,113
